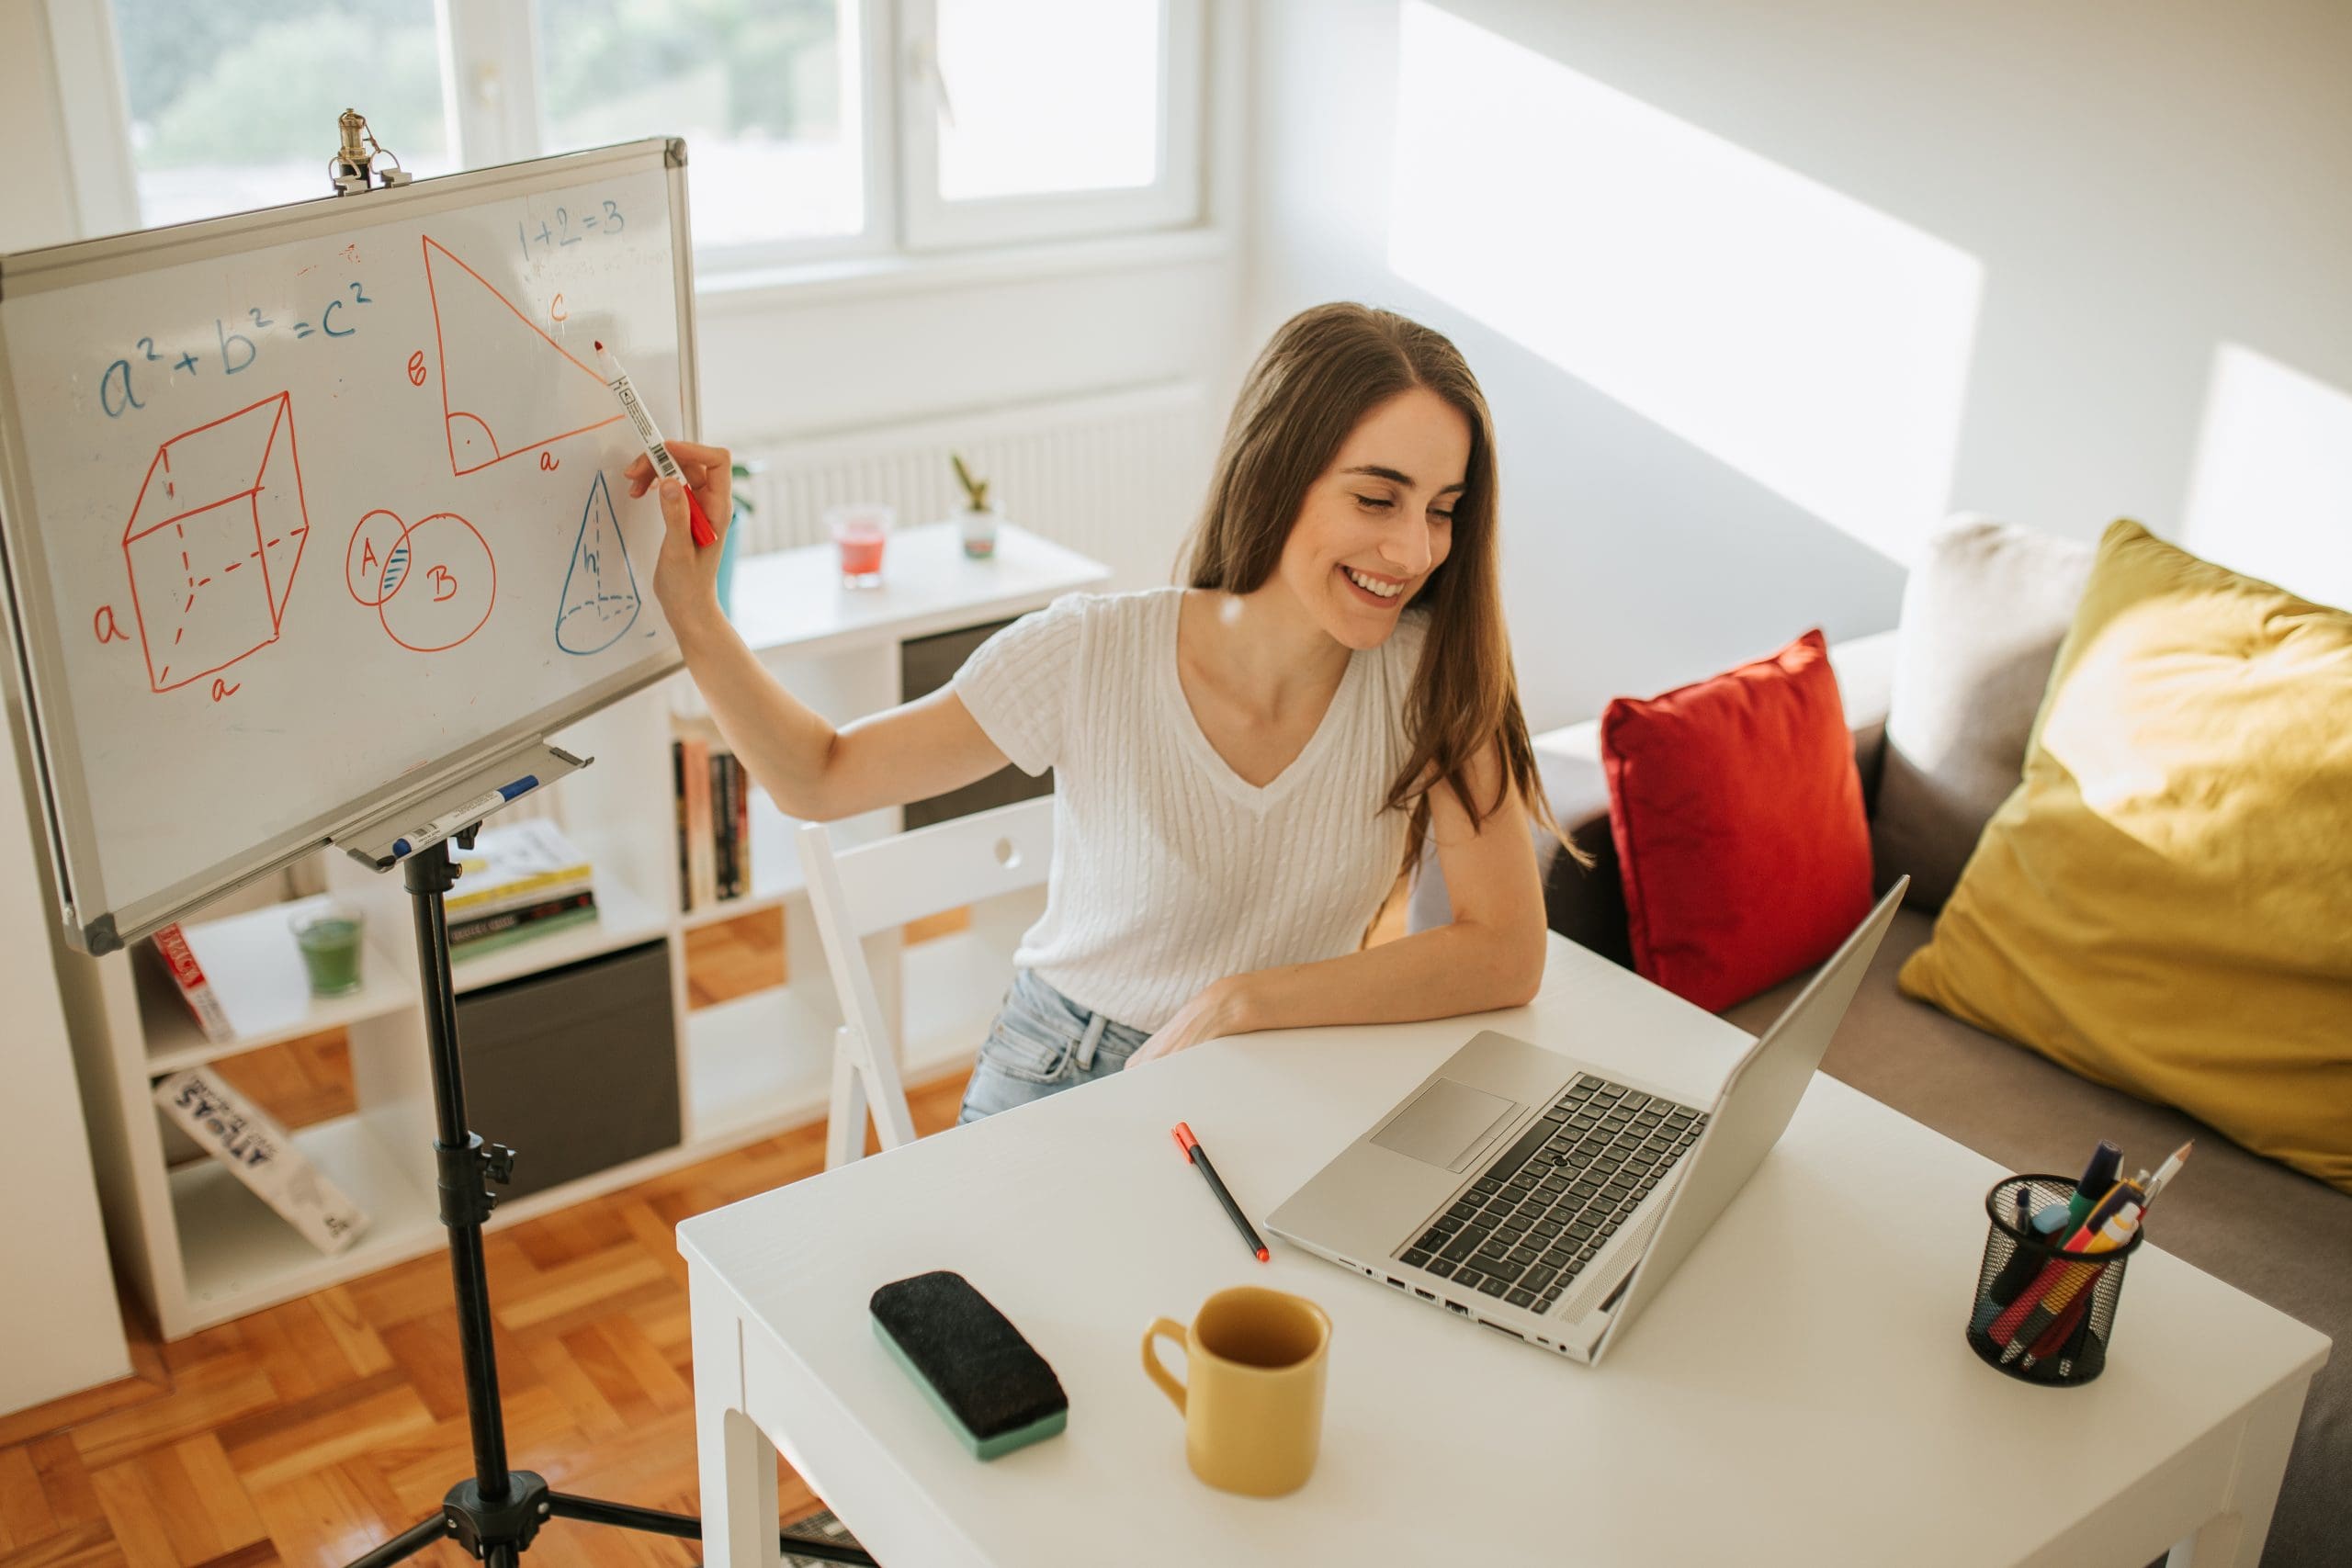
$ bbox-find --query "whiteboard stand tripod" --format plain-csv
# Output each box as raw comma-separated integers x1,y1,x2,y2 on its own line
308,115,874,1568
334,760,875,1567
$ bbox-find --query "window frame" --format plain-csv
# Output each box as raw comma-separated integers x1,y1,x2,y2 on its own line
448,0,896,268
41,0,141,240
68,0,1203,269
894,0,1204,252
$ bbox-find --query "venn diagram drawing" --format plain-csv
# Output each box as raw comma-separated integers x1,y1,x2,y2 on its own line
344,470,640,656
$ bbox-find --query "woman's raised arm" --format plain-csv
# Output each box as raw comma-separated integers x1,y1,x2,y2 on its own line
634,441,1012,822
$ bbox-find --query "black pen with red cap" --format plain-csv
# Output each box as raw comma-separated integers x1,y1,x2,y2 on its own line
1171,1122,1270,1262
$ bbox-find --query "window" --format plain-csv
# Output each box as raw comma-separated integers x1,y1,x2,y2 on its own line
110,0,456,229
85,0,1204,266
901,0,1202,248
533,0,867,252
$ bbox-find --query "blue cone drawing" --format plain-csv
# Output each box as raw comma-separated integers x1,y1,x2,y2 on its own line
555,470,642,654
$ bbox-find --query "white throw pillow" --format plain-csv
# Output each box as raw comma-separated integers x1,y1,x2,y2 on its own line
1871,515,2094,908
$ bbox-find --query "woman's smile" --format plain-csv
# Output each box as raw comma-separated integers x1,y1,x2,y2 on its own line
1338,563,1411,607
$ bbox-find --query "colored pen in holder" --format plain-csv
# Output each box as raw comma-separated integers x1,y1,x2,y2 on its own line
1966,1174,2144,1386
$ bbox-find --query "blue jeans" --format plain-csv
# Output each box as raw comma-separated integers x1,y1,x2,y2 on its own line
958,969,1150,1123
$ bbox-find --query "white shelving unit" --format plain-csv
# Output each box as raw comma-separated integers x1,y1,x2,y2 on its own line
56,522,1109,1338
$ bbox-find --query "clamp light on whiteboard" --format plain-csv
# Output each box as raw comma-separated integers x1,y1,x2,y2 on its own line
333,741,590,870
327,108,413,197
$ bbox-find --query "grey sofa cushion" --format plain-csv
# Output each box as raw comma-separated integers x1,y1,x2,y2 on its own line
1871,515,2095,908
1726,912,2348,1568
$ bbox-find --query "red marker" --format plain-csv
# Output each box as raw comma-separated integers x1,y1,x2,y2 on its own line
594,341,716,547
1172,1122,1270,1263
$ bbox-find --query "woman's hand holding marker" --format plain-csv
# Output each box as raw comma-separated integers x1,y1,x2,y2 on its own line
627,439,733,634
597,341,717,547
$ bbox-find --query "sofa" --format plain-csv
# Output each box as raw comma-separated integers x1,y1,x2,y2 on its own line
1411,595,2346,1567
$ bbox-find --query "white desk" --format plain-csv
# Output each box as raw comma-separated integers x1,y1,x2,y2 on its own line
678,934,2327,1567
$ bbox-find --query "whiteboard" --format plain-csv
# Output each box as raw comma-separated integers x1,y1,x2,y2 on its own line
0,140,697,953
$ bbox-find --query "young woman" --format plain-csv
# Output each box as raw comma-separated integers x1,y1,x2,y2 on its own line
631,303,1568,1123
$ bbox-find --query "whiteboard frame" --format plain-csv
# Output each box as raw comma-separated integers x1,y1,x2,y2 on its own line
0,138,699,954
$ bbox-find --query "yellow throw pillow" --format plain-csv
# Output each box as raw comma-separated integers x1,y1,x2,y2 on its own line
1897,520,2352,1193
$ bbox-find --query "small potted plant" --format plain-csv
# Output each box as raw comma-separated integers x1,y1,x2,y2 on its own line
951,452,1000,559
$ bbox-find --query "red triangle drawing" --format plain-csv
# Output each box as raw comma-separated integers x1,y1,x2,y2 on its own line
423,235,621,477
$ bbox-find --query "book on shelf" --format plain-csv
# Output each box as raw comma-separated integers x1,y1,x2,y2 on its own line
709,744,730,903
447,887,597,946
150,921,232,1043
451,818,594,913
673,734,755,910
449,904,602,960
730,750,750,899
153,1066,369,1255
726,747,744,900
680,734,716,909
673,739,691,913
713,745,747,900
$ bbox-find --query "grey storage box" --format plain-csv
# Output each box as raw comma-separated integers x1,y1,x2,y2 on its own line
453,938,680,1201
900,616,1054,829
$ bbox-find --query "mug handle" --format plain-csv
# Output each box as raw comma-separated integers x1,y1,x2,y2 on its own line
1141,1318,1189,1415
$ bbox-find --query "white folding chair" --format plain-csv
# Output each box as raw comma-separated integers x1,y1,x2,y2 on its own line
797,795,1055,1169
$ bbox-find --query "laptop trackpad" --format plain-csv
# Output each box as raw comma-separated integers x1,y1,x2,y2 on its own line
1372,1078,1518,1172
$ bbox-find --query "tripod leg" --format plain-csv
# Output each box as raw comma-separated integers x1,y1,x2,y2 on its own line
545,1492,698,1540
775,1524,882,1566
342,1514,450,1567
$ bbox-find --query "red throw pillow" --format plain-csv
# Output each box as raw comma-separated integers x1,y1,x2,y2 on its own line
1600,628,1872,1012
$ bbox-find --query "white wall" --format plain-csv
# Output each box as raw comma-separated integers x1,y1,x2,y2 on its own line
1247,0,2352,731
0,0,134,1413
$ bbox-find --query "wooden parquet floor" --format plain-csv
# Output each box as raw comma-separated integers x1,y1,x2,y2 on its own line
0,1063,972,1568
2,886,1408,1567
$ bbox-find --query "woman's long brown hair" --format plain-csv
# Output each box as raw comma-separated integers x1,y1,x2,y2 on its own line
1183,302,1580,881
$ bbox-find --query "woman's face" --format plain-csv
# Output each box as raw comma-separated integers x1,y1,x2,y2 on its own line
1274,385,1469,649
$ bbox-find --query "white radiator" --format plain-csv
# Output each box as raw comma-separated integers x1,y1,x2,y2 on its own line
731,381,1213,591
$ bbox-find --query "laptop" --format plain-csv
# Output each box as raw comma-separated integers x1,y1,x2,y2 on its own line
1265,879,1907,1364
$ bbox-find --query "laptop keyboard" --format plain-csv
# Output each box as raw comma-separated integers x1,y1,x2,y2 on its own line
1394,1074,1707,1316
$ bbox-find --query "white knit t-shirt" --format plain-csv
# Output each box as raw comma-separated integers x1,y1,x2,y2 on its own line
954,586,1430,1032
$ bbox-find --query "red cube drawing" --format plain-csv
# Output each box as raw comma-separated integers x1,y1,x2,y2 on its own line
121,392,311,692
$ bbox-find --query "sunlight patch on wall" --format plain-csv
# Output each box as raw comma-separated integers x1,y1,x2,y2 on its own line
2181,343,2352,612
1387,2,1983,562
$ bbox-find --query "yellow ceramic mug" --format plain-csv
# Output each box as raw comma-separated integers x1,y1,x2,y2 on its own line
1141,1286,1332,1496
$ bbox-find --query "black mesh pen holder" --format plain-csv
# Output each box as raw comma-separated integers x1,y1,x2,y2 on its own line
1965,1174,2143,1385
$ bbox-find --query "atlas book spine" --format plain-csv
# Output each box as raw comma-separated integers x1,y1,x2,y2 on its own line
152,1067,368,1255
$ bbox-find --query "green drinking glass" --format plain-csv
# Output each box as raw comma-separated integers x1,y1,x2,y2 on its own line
289,903,367,998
